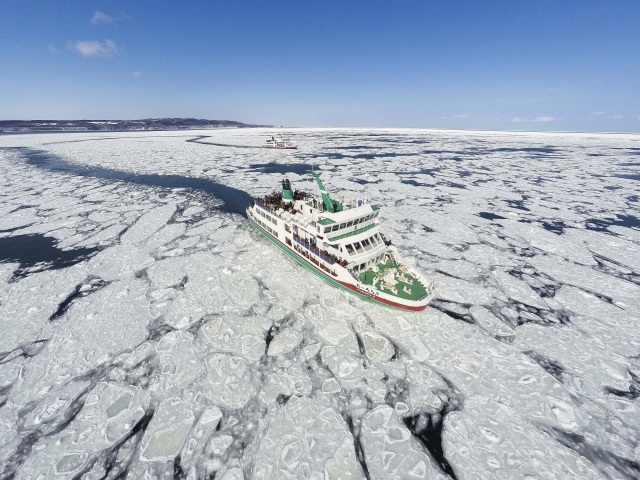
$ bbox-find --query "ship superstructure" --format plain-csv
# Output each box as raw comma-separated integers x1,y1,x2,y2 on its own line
246,173,435,310
262,135,297,149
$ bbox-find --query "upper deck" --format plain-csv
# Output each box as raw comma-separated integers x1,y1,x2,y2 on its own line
248,173,434,306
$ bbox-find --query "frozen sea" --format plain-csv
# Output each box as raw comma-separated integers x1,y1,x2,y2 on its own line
0,128,639,480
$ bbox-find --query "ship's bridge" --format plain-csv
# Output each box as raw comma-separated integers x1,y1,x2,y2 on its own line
315,204,380,241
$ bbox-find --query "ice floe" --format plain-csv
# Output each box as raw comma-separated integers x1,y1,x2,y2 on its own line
1,128,639,479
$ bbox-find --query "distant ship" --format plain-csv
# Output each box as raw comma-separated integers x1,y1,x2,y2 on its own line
262,135,297,149
247,173,435,310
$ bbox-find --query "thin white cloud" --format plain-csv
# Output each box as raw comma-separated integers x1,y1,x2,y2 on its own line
612,114,623,120
454,114,470,118
69,39,118,58
46,44,59,55
119,11,134,22
591,111,605,115
533,116,554,122
132,70,143,78
510,117,525,123
91,11,115,24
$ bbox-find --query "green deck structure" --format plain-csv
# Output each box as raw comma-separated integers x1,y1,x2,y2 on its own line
328,223,375,242
311,172,343,213
358,258,427,301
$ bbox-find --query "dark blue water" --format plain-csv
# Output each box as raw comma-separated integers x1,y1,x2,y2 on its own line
185,135,258,149
586,215,640,232
478,212,506,221
9,147,252,216
615,173,640,181
401,179,432,187
353,178,381,185
1,146,260,278
505,199,530,211
542,221,569,235
0,234,101,279
247,162,315,175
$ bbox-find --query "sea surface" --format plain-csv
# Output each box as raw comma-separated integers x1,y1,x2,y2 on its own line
0,128,639,479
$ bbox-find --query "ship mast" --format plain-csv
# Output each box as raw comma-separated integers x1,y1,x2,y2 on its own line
310,172,337,213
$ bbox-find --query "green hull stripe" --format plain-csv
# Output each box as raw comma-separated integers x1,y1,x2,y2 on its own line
247,214,374,303
327,223,375,242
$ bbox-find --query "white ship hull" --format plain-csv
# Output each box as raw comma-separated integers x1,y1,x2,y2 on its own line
247,197,435,311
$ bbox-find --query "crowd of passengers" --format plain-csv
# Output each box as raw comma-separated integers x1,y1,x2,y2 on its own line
253,192,282,211
253,190,309,212
292,232,348,266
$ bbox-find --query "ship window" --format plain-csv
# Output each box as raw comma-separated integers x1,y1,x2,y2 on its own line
345,244,354,254
332,225,339,232
286,238,292,246
339,223,346,229
346,221,353,227
360,263,365,270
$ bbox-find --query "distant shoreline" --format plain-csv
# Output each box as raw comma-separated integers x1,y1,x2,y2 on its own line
1,123,637,136
0,118,271,133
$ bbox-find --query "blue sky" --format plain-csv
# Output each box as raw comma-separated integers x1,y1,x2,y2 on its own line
1,0,639,131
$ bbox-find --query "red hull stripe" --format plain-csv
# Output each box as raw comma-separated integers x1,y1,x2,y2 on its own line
336,280,427,311
248,213,427,311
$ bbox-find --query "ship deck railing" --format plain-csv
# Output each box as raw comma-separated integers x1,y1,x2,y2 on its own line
293,236,337,265
254,199,278,214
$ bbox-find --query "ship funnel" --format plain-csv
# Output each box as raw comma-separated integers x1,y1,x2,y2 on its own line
282,177,293,204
